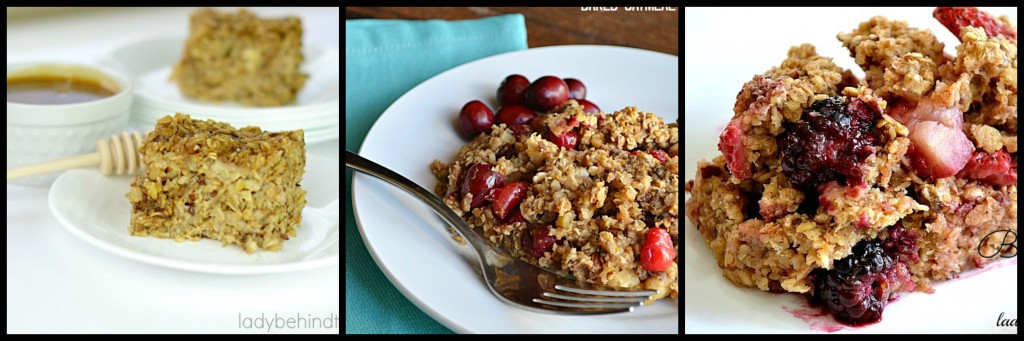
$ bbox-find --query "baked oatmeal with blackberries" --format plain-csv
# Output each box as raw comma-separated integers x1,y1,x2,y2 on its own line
433,99,679,301
685,7,1016,326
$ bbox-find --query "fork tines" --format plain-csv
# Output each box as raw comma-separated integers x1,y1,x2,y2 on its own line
532,285,659,311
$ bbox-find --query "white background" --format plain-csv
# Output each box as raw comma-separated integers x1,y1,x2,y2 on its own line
684,7,1017,333
6,7,340,333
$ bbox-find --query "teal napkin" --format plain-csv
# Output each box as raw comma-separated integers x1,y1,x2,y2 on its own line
345,14,527,334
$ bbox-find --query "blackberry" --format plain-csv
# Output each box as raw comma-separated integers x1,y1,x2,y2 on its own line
813,240,895,326
779,96,881,189
883,222,919,263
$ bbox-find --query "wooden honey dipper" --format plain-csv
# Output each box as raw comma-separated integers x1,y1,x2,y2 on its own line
6,131,145,181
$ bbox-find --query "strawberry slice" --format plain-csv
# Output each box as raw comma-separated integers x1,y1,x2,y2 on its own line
718,119,751,179
958,150,1018,186
934,7,1016,41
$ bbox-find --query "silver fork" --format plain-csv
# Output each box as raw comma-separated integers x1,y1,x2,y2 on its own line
347,151,657,314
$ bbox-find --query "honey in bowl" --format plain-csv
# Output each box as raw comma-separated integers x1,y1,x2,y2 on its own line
7,65,121,105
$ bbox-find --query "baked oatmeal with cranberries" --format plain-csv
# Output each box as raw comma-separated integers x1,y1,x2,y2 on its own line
685,7,1016,326
433,100,680,301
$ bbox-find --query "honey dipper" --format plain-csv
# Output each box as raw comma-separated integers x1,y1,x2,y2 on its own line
6,131,145,181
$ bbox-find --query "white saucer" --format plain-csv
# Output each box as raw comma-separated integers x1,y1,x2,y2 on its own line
100,36,340,143
48,154,340,274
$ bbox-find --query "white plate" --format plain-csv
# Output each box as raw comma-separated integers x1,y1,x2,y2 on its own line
100,36,340,143
352,45,679,334
685,7,1018,333
48,154,341,274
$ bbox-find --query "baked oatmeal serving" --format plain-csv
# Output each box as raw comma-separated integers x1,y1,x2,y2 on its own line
172,8,308,107
127,114,306,253
685,7,1016,325
432,75,679,301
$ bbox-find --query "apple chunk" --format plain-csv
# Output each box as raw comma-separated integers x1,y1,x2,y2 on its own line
905,121,974,178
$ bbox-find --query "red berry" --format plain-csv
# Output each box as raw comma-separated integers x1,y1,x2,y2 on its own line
633,149,669,164
564,78,586,100
497,74,530,107
544,129,578,150
509,124,532,136
718,119,751,180
883,222,919,263
491,182,529,220
647,150,669,163
458,100,494,138
528,115,546,134
522,225,555,259
640,228,675,272
957,150,1018,186
505,206,526,224
495,105,537,129
459,163,505,208
576,99,601,114
524,76,569,112
934,7,1016,42
565,115,580,129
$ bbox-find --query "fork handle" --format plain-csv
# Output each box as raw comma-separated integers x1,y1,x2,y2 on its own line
345,150,492,252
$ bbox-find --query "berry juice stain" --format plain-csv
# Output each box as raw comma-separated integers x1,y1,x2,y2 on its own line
782,304,849,333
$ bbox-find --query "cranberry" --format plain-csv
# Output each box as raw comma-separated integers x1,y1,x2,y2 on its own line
564,78,586,100
544,129,578,150
505,206,526,223
528,116,546,134
524,76,569,112
457,100,494,138
522,225,555,259
779,96,881,189
509,124,532,136
640,228,675,272
495,105,537,129
459,163,505,208
576,99,601,114
491,182,529,220
565,115,580,128
497,74,530,107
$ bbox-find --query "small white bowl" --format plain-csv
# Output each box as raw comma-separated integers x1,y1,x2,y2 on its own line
7,63,133,186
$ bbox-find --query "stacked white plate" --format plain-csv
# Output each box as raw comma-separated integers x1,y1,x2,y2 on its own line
100,36,340,143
